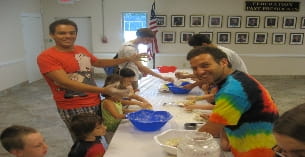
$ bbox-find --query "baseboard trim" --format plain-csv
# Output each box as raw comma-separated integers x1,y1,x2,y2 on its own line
0,81,28,96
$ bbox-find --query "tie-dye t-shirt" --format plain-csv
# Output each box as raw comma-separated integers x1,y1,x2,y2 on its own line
209,71,279,157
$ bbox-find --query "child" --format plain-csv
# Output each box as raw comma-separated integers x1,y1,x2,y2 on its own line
101,69,152,142
118,68,152,109
68,113,107,157
0,125,48,157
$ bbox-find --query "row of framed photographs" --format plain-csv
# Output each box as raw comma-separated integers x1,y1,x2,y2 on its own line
156,15,305,29
161,31,304,45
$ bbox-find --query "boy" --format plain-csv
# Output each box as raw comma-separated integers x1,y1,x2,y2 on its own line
0,125,48,157
68,113,107,157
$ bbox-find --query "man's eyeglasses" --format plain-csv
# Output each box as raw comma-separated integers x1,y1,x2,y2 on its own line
272,145,305,157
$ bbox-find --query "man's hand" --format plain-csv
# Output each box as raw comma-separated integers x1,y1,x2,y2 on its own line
127,53,148,62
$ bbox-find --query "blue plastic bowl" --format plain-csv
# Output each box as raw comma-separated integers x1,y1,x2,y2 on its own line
166,82,191,94
126,110,172,132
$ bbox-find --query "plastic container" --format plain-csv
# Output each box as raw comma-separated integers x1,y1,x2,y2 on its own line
177,132,221,157
157,66,177,73
126,110,172,132
166,82,191,94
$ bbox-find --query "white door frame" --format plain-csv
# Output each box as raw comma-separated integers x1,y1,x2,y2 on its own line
21,13,44,83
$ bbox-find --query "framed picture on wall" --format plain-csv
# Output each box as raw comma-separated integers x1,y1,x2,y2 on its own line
162,31,176,43
155,15,167,27
180,32,194,43
272,33,285,45
227,16,241,28
209,15,222,28
171,15,185,27
199,32,213,41
190,15,204,27
301,17,305,29
283,16,296,29
217,32,230,44
253,32,267,44
264,16,278,28
246,16,260,28
289,33,304,45
235,32,249,44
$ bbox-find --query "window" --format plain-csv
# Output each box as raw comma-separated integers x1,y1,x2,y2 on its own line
122,12,148,65
122,12,147,42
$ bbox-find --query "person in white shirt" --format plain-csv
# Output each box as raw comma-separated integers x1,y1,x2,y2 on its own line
175,34,248,112
188,34,248,73
117,28,174,91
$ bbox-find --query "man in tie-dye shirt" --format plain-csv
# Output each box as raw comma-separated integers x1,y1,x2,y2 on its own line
186,46,279,157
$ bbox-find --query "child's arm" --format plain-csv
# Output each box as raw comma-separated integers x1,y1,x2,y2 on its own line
120,98,152,109
175,72,195,79
183,81,200,90
186,94,215,101
103,99,126,119
129,94,152,106
123,108,138,113
120,99,142,106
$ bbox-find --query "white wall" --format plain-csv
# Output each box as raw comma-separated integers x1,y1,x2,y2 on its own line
42,0,305,75
0,0,305,91
0,0,41,91
41,0,151,52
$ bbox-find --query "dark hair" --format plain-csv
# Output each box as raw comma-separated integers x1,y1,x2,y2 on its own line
188,34,212,46
186,46,232,68
0,125,37,152
119,68,136,78
102,74,121,98
273,103,305,143
49,19,78,35
70,113,103,141
103,74,121,87
136,28,154,38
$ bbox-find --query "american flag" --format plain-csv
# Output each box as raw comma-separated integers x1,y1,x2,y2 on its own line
148,1,159,61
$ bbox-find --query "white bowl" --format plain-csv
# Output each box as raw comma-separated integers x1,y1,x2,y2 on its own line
153,129,196,155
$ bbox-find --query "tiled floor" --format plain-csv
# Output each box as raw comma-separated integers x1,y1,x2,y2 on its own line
0,75,305,157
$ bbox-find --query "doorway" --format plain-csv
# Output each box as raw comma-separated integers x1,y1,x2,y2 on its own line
21,13,44,83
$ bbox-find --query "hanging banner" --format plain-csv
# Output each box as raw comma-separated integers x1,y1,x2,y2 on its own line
245,1,299,12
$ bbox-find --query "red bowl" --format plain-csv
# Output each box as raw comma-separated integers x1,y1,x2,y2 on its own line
157,66,177,73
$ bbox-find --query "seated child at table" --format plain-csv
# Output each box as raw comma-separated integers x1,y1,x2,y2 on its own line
68,113,106,157
118,68,152,109
0,125,48,157
101,71,152,142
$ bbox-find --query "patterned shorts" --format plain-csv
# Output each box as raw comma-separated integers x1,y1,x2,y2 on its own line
57,105,101,128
